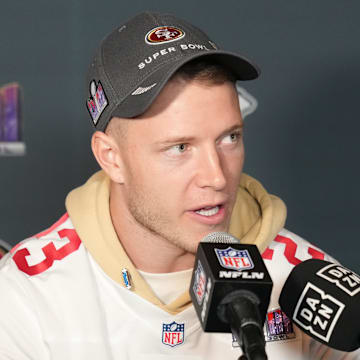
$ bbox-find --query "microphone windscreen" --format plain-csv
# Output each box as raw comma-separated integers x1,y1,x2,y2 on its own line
201,231,240,244
279,259,360,352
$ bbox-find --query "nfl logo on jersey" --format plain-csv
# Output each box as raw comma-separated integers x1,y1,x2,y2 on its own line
215,247,254,271
162,321,185,347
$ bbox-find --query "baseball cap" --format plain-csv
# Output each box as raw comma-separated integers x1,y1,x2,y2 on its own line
86,11,260,132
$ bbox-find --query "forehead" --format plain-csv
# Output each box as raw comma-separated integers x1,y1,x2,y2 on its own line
125,79,242,140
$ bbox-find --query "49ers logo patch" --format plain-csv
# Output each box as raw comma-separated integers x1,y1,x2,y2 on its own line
145,26,185,45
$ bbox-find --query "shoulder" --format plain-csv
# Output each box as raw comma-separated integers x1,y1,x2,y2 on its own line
262,228,335,266
0,213,84,279
262,229,336,306
0,213,87,358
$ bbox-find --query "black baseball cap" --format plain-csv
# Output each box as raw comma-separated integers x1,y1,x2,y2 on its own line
86,11,260,132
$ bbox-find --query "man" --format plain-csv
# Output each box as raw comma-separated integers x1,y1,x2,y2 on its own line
0,11,358,360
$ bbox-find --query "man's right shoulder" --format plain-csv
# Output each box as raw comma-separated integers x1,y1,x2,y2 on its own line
0,214,104,359
0,213,85,279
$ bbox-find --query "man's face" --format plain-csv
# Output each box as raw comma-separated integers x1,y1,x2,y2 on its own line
117,78,244,253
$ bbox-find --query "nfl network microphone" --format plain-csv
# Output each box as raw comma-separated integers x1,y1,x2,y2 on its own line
190,232,273,360
279,259,360,352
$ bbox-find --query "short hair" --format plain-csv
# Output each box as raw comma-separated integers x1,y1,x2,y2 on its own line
171,58,236,84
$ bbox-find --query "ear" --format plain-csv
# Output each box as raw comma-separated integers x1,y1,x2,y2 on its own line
91,131,125,184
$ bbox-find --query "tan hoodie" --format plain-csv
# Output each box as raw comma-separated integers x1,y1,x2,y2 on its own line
66,170,287,315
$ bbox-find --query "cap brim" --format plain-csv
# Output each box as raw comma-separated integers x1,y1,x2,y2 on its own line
111,50,260,119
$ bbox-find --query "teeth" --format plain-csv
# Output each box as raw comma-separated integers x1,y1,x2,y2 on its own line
196,206,220,216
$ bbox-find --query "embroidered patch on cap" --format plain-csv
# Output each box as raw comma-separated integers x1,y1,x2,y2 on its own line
162,321,185,347
131,83,157,95
265,308,296,342
86,80,108,125
145,26,185,45
215,247,254,271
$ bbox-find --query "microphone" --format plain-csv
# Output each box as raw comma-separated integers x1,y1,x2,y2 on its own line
190,232,273,360
279,259,360,352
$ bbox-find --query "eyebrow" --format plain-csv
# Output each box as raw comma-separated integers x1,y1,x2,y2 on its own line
155,123,244,146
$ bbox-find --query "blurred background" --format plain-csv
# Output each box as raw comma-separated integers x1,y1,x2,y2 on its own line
0,0,359,271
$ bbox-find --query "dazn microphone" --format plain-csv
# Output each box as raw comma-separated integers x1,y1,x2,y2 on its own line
190,232,273,360
279,259,360,352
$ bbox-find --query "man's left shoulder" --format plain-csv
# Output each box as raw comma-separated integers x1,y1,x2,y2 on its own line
262,229,335,311
262,228,335,268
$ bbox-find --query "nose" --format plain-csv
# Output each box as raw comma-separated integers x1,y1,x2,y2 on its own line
195,146,227,191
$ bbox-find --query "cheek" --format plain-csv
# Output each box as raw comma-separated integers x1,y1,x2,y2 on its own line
123,147,154,181
223,146,245,181
126,152,183,198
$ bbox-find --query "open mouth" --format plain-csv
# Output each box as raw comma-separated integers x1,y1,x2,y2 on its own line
195,205,221,217
188,204,226,225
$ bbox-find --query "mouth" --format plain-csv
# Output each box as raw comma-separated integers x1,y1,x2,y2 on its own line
194,205,221,217
187,204,226,225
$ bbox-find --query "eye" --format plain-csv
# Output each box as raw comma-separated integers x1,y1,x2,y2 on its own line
222,131,242,144
166,143,188,155
176,144,187,152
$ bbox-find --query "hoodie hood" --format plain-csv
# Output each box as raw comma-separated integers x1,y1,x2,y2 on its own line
229,173,287,254
65,170,286,314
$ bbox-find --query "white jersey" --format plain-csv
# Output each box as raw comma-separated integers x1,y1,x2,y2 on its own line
0,213,358,360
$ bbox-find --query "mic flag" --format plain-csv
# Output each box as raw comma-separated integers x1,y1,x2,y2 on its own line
190,232,273,333
279,259,360,352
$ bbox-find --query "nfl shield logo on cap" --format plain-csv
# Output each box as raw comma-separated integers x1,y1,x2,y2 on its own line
215,247,254,271
162,321,185,347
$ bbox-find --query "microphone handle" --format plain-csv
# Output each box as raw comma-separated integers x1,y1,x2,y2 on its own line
226,297,268,360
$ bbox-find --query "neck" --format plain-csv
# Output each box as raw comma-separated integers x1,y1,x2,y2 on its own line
109,182,195,273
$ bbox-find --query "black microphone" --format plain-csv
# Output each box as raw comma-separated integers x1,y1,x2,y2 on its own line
279,259,360,352
190,232,273,360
